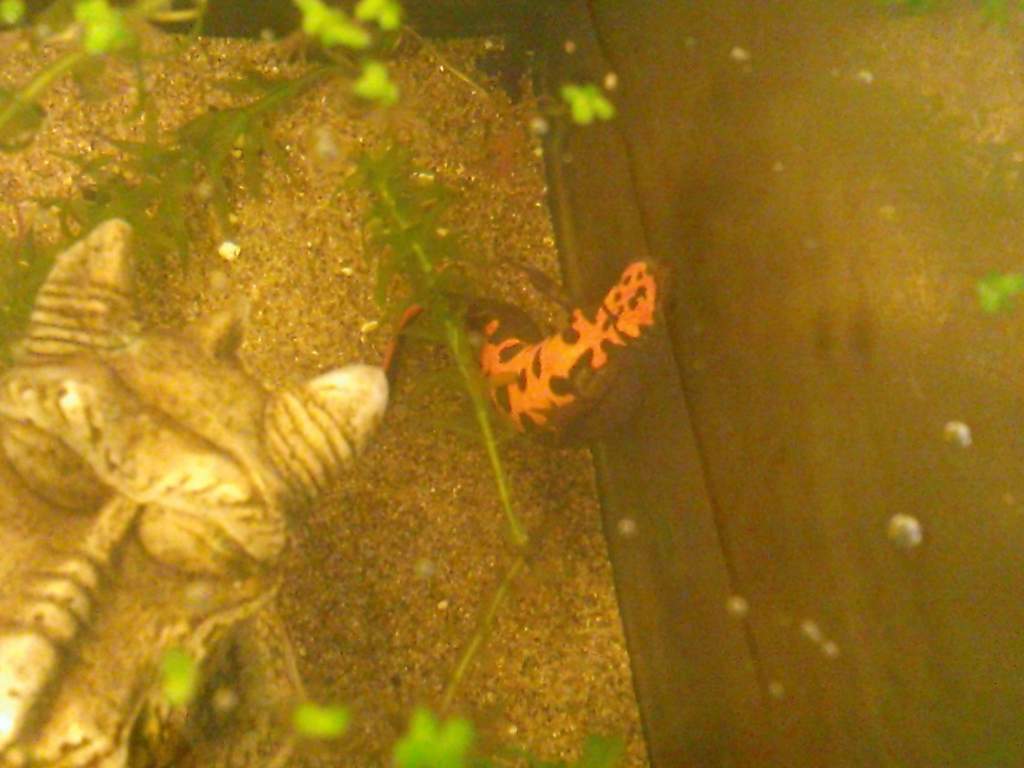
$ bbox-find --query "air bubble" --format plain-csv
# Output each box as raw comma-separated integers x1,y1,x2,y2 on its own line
726,595,749,618
943,421,972,447
887,514,923,549
616,517,637,537
730,46,751,62
799,619,823,644
218,240,240,262
529,116,549,136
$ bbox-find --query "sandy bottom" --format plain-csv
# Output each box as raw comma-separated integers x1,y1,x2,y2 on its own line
0,29,646,767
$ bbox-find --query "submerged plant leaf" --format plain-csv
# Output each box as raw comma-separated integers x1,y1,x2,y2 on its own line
354,146,526,547
74,0,134,55
977,271,1024,314
393,708,474,768
0,0,25,25
292,702,351,739
560,83,615,125
355,0,402,31
159,646,198,706
294,0,371,49
354,60,398,105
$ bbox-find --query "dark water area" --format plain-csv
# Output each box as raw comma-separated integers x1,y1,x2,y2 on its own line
553,1,1024,765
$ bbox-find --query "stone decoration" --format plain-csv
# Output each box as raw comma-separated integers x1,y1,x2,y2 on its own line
0,220,388,767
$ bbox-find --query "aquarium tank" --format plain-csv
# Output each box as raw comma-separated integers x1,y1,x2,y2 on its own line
1,1,1023,767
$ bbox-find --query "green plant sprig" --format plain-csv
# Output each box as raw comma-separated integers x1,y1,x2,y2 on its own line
354,147,528,549
42,66,332,264
0,0,208,149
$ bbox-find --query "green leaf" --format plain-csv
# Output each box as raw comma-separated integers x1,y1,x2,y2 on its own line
354,60,399,105
0,0,25,25
73,0,133,55
355,0,402,30
559,83,615,125
292,702,351,739
294,0,371,49
393,708,475,768
980,0,1010,24
160,647,198,706
977,271,1024,314
0,88,44,150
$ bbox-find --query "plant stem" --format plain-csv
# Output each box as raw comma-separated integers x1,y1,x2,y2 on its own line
0,50,88,135
369,174,528,549
445,320,526,548
440,553,525,713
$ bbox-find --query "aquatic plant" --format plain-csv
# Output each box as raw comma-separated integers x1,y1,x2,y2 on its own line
292,0,401,106
0,0,24,25
977,271,1024,314
292,701,351,740
560,82,615,126
39,66,333,264
353,146,527,549
0,0,209,149
394,708,474,768
159,646,198,706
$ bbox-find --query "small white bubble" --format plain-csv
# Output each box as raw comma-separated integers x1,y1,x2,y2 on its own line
855,69,874,84
218,240,241,262
799,619,823,645
768,681,786,699
822,640,840,659
617,517,637,537
730,46,751,62
943,420,972,447
603,71,619,91
887,513,923,549
726,595,749,618
339,266,355,277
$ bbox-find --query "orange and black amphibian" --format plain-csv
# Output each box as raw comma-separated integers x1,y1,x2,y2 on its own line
467,260,666,444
